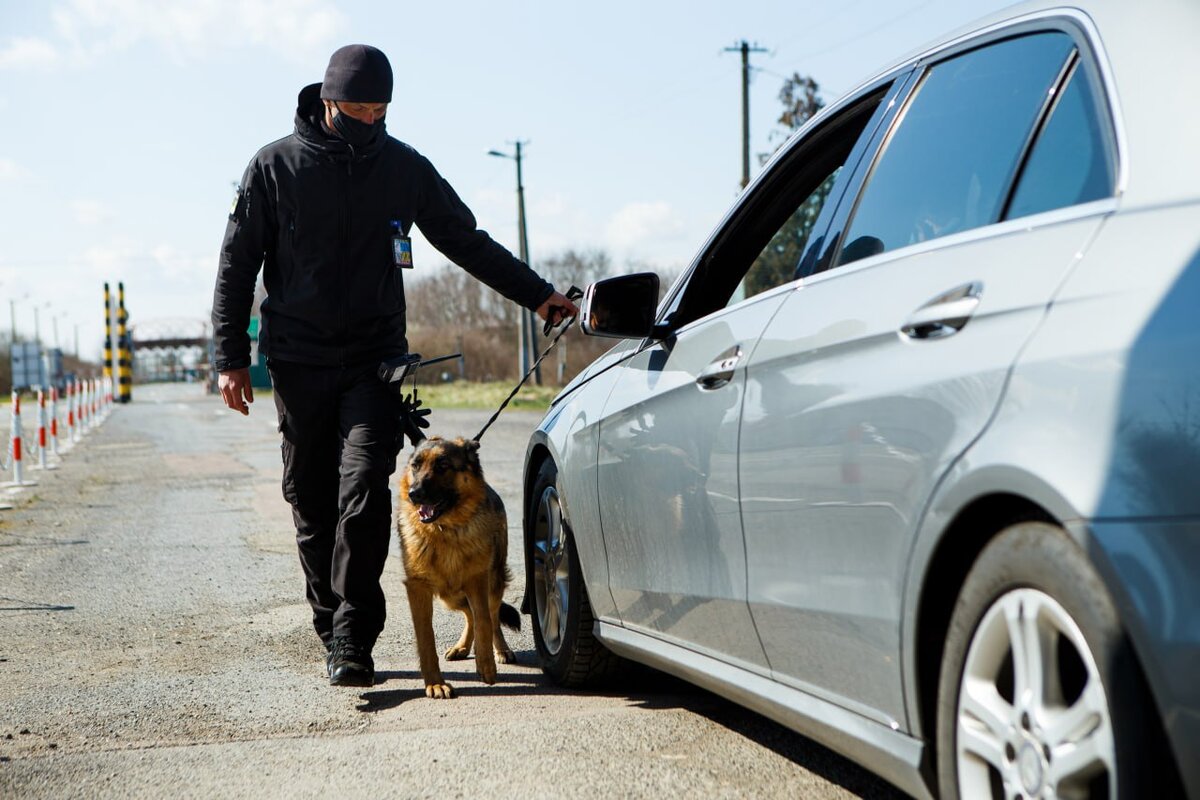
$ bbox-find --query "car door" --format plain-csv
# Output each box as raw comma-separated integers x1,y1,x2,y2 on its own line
738,26,1120,727
594,80,903,669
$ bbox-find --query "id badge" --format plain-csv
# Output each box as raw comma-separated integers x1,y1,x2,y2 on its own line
392,233,413,268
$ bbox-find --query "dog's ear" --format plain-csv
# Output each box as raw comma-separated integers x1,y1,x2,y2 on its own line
464,438,482,473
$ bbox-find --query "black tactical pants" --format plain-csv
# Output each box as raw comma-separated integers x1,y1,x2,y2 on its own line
268,359,400,649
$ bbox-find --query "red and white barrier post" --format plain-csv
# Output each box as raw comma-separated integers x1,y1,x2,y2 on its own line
49,386,60,456
35,390,46,470
4,391,38,489
32,389,57,471
79,380,89,433
90,379,98,427
67,380,78,444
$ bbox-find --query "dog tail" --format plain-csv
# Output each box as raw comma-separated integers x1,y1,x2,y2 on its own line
499,601,521,632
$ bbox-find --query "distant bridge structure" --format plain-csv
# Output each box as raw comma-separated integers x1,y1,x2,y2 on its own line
129,317,211,383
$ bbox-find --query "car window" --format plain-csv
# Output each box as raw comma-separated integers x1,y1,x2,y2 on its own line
1005,59,1115,219
836,32,1075,267
729,166,842,306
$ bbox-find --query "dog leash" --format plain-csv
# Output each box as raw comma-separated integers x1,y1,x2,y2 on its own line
473,285,584,443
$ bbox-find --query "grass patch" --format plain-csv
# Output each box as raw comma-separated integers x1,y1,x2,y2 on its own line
410,380,559,411
251,380,554,411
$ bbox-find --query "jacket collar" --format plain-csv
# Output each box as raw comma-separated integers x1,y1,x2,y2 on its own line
294,82,387,162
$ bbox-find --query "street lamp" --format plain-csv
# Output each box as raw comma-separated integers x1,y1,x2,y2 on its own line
488,141,541,385
52,311,65,350
9,292,29,345
34,301,49,349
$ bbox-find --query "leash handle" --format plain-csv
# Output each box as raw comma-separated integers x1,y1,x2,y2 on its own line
474,286,584,443
542,284,585,336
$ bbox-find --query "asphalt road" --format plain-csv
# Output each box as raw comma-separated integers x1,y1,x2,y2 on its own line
0,382,903,799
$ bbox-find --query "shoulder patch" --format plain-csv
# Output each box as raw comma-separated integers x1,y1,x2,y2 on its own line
228,185,246,221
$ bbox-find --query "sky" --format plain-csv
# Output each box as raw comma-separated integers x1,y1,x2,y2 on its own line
0,0,1014,362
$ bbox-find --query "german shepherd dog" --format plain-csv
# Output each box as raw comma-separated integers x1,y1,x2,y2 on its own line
397,436,520,699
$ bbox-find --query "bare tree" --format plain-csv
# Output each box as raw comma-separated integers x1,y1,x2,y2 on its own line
536,248,613,291
760,72,825,164
404,250,631,383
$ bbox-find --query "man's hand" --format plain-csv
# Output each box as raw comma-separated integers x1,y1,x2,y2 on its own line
535,289,581,334
218,368,254,415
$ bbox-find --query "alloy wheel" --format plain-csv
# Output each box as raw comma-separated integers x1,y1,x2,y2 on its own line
957,588,1116,799
532,484,570,655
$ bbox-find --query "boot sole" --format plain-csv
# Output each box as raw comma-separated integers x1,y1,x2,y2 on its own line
329,670,374,687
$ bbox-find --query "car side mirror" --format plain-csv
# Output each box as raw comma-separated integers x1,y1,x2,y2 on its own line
580,272,662,339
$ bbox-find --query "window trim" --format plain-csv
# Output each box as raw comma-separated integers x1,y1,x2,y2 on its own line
796,195,1117,293
998,51,1082,222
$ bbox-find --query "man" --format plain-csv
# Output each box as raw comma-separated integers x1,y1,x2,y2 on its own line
211,44,578,687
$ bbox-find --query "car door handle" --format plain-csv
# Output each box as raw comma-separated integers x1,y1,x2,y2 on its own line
900,281,983,340
696,345,743,390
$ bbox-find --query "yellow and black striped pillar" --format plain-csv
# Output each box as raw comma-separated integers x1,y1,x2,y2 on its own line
117,281,132,403
102,282,114,387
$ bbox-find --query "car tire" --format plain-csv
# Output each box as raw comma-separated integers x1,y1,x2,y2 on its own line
527,459,625,687
935,522,1161,799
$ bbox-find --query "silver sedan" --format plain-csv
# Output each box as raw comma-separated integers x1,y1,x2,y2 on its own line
520,1,1200,798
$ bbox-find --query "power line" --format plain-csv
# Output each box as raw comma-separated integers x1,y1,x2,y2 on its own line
770,0,867,53
775,0,941,71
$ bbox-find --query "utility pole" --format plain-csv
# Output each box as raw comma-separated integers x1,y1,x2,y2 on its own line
488,141,541,385
725,40,769,189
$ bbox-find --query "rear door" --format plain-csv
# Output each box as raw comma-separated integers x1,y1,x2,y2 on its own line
739,25,1120,727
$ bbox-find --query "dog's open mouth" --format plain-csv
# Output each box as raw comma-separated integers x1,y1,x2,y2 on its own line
416,503,441,523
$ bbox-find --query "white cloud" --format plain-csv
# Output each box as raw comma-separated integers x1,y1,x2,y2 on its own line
0,36,60,69
72,199,115,226
3,0,347,69
0,158,30,181
65,240,215,331
150,243,211,282
604,200,686,251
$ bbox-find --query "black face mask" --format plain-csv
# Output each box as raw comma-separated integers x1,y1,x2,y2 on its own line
331,104,385,147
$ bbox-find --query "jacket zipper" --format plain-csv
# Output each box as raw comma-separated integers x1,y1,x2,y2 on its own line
338,152,353,366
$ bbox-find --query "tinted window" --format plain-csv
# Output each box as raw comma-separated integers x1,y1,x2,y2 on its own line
1006,61,1115,219
837,33,1074,266
731,166,842,305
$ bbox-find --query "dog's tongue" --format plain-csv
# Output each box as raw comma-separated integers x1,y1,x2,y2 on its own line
418,504,436,522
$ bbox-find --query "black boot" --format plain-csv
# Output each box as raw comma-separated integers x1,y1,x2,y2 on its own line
328,636,375,687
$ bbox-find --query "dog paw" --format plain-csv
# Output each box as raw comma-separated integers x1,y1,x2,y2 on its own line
444,645,471,661
495,647,516,664
425,682,456,699
476,660,497,685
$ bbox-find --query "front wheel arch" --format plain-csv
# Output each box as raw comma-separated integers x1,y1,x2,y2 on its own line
524,457,626,687
934,521,1164,799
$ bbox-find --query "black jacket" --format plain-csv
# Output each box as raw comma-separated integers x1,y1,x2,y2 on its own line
211,83,554,371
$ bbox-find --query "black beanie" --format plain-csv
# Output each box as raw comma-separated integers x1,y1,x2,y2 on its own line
320,44,393,103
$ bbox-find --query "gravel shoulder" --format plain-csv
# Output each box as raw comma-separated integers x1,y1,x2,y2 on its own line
0,383,900,799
